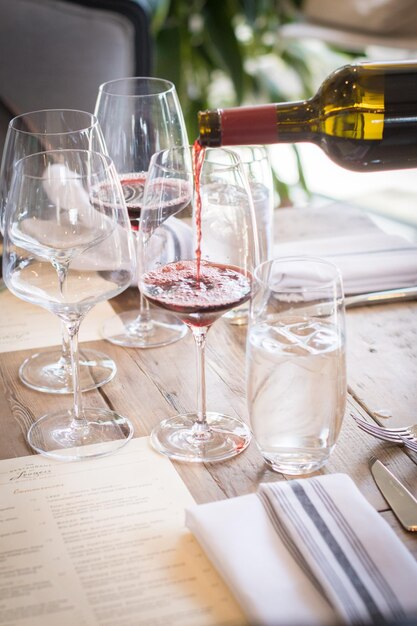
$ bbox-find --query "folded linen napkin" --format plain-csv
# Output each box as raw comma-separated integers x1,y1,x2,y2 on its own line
274,232,417,295
186,474,417,626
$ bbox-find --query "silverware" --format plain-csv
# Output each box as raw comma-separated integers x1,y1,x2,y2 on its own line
370,457,417,532
294,286,417,319
345,285,417,308
400,436,417,453
351,413,417,447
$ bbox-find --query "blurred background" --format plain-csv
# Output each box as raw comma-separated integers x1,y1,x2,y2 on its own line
1,0,417,237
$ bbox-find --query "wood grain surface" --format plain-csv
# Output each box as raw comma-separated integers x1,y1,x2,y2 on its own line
0,204,416,562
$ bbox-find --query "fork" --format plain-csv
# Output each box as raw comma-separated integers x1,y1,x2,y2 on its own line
351,413,417,450
400,436,417,453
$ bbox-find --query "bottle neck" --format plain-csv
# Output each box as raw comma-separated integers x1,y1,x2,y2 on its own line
275,99,318,143
198,100,318,147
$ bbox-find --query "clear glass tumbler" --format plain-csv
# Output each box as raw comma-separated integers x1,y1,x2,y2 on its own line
247,257,346,475
225,145,274,325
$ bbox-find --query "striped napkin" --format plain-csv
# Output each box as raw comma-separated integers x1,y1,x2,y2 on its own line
186,474,417,626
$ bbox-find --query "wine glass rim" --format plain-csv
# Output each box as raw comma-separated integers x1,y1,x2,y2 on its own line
13,148,114,179
254,256,343,292
151,145,243,174
203,146,244,168
97,76,176,98
9,109,100,135
231,145,269,164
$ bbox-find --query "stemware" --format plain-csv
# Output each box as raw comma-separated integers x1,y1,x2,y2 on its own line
95,77,189,348
139,146,257,462
0,109,117,393
2,149,135,460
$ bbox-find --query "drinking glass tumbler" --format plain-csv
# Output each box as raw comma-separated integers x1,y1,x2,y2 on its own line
225,145,274,325
247,257,346,475
232,146,274,265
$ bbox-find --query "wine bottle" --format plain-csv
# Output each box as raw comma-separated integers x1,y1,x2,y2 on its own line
198,60,417,172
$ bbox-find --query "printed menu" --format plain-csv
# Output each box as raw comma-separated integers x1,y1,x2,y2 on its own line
0,286,115,353
0,437,245,626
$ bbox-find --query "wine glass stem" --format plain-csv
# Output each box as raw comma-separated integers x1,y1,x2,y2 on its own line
61,322,71,365
55,261,74,370
139,290,151,321
127,292,153,336
136,233,152,330
128,232,153,333
66,320,86,425
193,327,209,430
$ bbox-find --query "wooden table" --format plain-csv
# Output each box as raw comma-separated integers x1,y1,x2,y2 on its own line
0,204,416,564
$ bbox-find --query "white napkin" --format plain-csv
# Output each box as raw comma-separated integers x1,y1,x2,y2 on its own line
274,232,417,295
186,474,417,626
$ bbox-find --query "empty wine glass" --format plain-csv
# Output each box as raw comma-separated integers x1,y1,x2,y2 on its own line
95,77,189,348
2,149,135,460
0,109,117,393
139,146,257,462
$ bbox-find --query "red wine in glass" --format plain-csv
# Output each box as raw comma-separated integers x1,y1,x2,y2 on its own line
120,172,146,230
142,260,251,327
192,139,205,279
120,172,191,231
141,144,255,463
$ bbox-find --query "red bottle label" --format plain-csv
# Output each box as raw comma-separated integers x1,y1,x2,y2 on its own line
221,105,277,145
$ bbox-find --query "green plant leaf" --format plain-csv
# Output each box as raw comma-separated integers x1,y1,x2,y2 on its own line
201,2,245,102
151,0,352,205
281,47,316,97
184,96,207,142
154,23,182,95
149,0,172,34
272,169,292,207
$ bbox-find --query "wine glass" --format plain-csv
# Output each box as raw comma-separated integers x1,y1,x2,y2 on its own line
2,149,135,460
139,146,257,462
0,109,117,394
95,77,189,348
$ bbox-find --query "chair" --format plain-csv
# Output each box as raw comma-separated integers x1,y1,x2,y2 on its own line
0,0,152,153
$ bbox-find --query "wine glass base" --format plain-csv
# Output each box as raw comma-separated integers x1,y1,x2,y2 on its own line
150,412,252,463
19,348,117,394
101,309,187,348
27,408,134,461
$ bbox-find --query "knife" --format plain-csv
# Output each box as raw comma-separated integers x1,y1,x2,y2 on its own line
345,285,417,308
370,457,417,532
